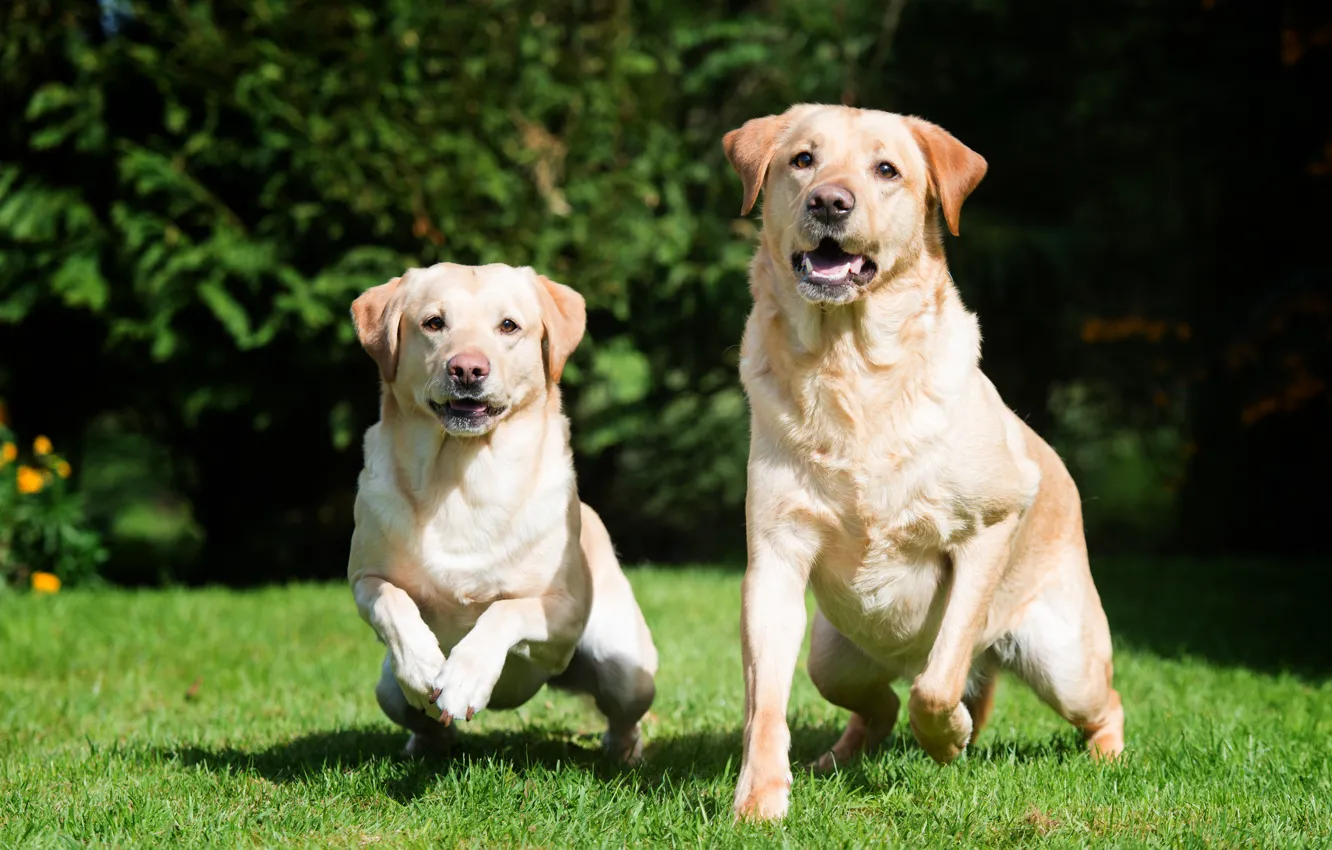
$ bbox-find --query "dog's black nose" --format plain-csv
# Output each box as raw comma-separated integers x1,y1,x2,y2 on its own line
807,184,855,225
447,351,490,386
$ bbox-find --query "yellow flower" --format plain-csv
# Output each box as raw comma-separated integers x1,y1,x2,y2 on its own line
33,435,53,456
55,460,72,479
1,442,15,465
16,465,44,494
31,572,61,594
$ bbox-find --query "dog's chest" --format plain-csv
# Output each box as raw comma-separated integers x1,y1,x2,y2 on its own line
429,474,568,581
791,363,969,543
415,504,529,597
813,546,949,668
810,453,962,660
362,457,571,614
780,363,976,663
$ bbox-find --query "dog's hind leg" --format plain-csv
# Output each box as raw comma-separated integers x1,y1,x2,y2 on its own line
550,647,656,764
806,610,902,773
549,506,658,764
963,652,1000,742
1002,587,1124,760
549,570,657,764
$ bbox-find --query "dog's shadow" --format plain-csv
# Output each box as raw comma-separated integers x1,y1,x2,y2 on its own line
157,721,1084,804
159,726,613,803
160,724,759,805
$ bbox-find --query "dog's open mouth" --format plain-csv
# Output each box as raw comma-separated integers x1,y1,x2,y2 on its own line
428,398,505,431
437,399,487,415
791,238,878,288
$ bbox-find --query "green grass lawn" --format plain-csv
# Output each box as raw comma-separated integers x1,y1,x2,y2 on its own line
2,559,1330,847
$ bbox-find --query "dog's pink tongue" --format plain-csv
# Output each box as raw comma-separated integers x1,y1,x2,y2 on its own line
808,253,866,278
449,400,486,413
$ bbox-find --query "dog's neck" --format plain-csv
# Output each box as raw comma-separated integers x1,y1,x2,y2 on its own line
751,233,968,370
377,383,568,503
741,231,982,462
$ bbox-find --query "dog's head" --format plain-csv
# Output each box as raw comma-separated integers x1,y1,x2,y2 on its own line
723,105,986,306
351,263,586,437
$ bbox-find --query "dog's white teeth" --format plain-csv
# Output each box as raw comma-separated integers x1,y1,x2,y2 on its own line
802,255,814,273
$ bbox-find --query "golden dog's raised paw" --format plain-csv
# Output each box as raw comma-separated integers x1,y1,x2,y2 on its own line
909,693,974,765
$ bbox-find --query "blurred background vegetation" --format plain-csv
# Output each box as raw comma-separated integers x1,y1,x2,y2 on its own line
0,0,1328,586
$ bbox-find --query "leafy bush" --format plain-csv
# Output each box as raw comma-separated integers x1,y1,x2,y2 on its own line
0,0,842,575
0,401,107,589
0,1,1326,580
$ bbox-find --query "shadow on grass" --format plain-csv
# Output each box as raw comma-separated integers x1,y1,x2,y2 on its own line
790,722,1085,772
163,725,754,804
149,558,1330,812
1091,557,1332,678
162,726,610,803
158,719,1087,805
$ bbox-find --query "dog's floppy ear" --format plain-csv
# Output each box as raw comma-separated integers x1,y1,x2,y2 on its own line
532,272,586,384
723,114,788,216
905,117,987,237
351,275,405,383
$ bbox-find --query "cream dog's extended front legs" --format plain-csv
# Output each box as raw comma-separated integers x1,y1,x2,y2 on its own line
733,453,822,822
432,595,584,723
908,514,1018,763
355,574,586,725
353,576,447,716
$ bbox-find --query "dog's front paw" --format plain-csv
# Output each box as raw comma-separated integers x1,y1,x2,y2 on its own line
431,640,505,725
392,646,448,714
733,764,792,823
908,686,973,765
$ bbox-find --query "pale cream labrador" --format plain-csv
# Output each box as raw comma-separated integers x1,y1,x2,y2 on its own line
723,105,1124,821
347,262,657,762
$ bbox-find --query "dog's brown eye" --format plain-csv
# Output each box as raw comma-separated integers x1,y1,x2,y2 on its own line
499,318,520,334
792,151,814,169
875,161,899,179
422,316,445,332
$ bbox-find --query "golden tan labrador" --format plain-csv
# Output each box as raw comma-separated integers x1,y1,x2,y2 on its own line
347,263,657,762
723,105,1124,821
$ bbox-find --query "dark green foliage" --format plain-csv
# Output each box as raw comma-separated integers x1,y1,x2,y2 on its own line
0,1,1328,581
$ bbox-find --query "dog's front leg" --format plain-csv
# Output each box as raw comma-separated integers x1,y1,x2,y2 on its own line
910,514,1018,764
353,575,446,715
432,594,583,724
733,461,821,822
